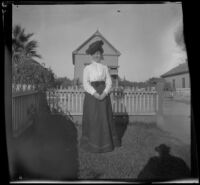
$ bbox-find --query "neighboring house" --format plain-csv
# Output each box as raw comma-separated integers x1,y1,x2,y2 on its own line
161,62,190,90
72,30,121,87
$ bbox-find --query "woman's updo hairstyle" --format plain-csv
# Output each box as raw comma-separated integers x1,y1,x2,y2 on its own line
86,40,104,55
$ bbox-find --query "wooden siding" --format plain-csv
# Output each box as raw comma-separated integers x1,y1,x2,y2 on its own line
163,73,190,89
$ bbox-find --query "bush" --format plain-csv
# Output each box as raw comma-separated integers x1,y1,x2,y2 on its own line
13,59,55,90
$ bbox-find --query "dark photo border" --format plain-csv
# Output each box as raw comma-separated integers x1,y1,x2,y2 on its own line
2,0,199,183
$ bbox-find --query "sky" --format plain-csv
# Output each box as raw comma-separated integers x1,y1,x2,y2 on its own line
12,2,186,82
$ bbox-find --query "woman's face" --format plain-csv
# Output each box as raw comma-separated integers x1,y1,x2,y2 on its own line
91,51,102,63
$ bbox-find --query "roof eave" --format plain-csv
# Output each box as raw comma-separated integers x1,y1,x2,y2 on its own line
72,30,121,57
161,71,189,78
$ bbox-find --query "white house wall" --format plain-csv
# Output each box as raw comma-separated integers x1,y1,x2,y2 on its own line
74,54,119,83
74,54,90,82
164,73,190,88
102,55,118,67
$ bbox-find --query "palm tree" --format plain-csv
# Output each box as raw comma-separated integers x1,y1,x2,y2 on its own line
12,24,42,65
12,25,42,84
12,25,55,89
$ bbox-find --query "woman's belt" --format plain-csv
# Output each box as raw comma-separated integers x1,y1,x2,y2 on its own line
90,81,105,86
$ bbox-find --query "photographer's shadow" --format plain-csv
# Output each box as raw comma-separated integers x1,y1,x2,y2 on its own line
112,99,129,144
137,144,191,181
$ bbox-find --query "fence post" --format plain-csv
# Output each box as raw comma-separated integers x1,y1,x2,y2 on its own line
156,82,164,128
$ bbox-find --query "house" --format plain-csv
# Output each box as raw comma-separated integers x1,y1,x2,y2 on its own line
72,30,121,87
160,62,190,90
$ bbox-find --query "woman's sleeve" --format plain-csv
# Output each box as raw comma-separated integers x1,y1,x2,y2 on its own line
83,66,97,95
103,66,112,95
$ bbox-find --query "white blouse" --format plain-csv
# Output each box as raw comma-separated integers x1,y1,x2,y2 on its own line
83,60,112,95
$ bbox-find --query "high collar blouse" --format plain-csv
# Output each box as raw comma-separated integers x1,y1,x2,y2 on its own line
83,60,112,95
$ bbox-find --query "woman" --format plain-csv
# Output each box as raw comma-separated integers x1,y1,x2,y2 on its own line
80,40,121,153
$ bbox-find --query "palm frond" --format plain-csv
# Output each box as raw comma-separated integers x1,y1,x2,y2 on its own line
26,33,34,40
12,25,22,38
25,40,42,58
12,24,42,61
19,28,29,43
29,52,42,59
25,40,38,50
12,39,24,52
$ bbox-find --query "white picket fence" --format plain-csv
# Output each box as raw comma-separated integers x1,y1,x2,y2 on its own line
46,86,159,116
11,84,159,136
12,84,36,92
12,84,40,137
164,88,191,99
175,88,190,97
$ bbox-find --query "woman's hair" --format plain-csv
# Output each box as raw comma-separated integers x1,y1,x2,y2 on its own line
86,40,104,55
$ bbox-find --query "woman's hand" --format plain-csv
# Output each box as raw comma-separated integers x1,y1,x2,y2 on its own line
99,92,107,100
93,92,101,100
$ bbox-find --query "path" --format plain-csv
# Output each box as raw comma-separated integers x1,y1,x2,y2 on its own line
162,98,191,145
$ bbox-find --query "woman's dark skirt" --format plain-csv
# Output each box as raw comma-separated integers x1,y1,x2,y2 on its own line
80,81,121,153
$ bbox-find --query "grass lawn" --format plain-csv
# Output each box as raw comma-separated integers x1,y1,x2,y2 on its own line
9,102,191,181
77,122,191,180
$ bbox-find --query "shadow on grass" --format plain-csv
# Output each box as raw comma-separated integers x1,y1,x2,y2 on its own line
113,114,129,143
9,93,79,181
137,144,191,182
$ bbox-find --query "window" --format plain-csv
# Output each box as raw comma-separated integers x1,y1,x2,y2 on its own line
182,77,185,88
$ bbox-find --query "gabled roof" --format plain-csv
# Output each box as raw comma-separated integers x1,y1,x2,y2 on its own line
161,62,189,78
72,30,121,65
